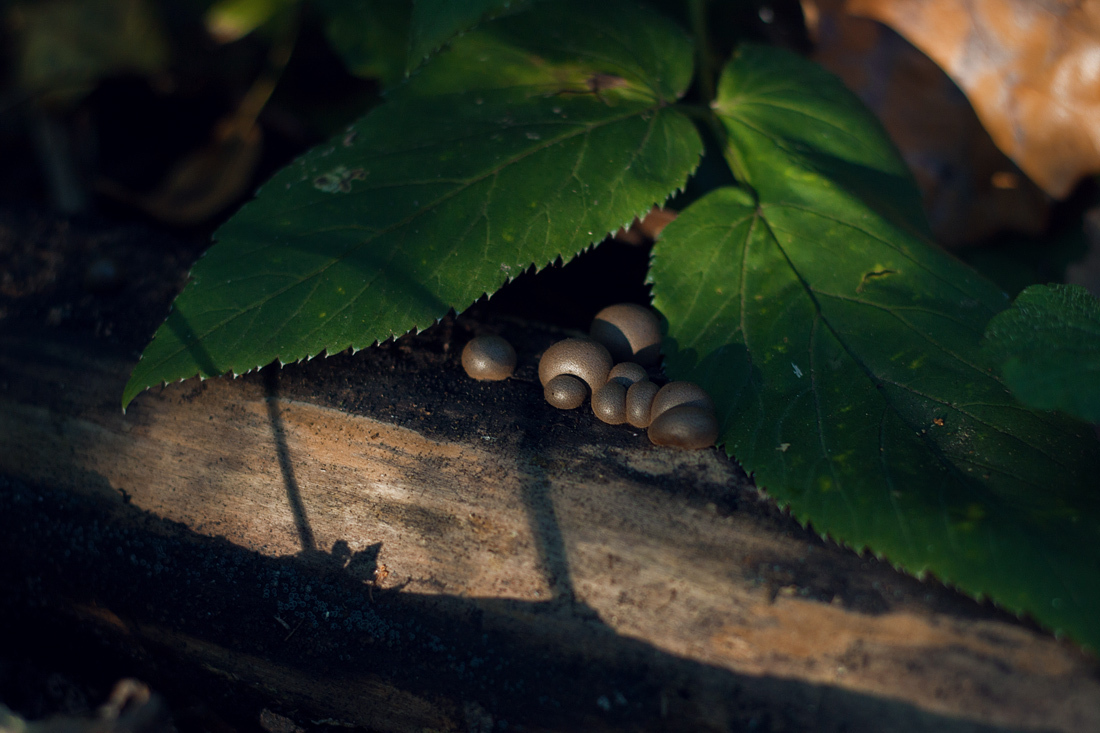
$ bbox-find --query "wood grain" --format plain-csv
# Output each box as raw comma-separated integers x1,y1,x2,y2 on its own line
2,328,1098,733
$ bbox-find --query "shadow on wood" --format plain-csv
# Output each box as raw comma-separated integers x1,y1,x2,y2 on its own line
1,207,1098,732
0,475,1063,733
2,327,1098,732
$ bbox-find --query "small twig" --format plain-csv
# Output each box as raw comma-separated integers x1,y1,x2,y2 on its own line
283,618,305,642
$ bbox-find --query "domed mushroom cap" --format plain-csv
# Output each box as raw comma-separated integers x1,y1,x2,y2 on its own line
648,405,718,449
538,338,613,393
545,374,587,410
607,361,648,387
625,380,660,428
590,303,662,367
462,335,516,380
592,381,628,424
604,362,652,426
650,381,715,420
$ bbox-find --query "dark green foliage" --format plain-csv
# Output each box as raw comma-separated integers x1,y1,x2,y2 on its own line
406,0,516,71
123,0,702,408
126,0,1100,651
653,182,1100,651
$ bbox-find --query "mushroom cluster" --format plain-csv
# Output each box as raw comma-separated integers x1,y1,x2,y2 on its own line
459,305,719,449
538,304,719,450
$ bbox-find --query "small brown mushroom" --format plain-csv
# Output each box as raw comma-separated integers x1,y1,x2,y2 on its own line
647,405,719,449
592,381,628,424
538,338,613,394
590,303,662,367
625,380,660,428
461,335,516,380
592,362,650,425
607,361,648,386
650,381,715,420
545,374,587,410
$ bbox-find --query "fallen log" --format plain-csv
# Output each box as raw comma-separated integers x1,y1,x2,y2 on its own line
2,324,1098,733
0,209,1097,732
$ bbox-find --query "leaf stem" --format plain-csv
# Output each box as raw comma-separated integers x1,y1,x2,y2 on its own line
689,0,716,102
677,102,725,150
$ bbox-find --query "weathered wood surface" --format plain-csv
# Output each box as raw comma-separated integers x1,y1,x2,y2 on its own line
2,323,1099,733
1,207,1098,732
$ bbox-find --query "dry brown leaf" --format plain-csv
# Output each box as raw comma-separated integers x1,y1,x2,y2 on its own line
614,207,678,245
805,0,1049,245
848,0,1100,199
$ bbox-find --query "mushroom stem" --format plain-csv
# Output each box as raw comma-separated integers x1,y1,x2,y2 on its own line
545,374,587,410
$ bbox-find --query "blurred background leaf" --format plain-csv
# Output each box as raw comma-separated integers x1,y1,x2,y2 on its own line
0,0,386,222
204,0,297,43
314,0,411,87
9,0,168,106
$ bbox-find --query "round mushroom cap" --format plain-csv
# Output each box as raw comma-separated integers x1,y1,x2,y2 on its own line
648,405,718,449
592,381,628,424
538,338,613,393
607,361,648,387
625,380,660,428
545,374,587,410
590,303,662,367
462,335,516,380
650,381,715,420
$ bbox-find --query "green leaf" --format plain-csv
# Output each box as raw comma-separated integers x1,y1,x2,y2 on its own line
651,46,1100,651
315,0,411,86
711,44,930,240
982,283,1100,423
123,0,702,409
407,0,515,72
395,0,688,102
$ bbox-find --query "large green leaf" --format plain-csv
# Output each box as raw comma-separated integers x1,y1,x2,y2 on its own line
712,44,929,240
123,0,702,408
396,1,689,102
982,283,1100,423
407,0,516,72
651,46,1100,651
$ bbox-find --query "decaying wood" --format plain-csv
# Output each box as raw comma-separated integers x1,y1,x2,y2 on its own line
2,324,1099,733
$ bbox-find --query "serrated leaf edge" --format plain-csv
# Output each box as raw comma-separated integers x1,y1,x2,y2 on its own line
122,169,697,413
